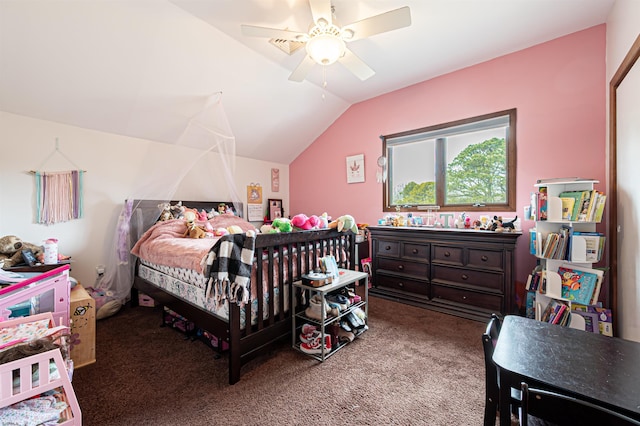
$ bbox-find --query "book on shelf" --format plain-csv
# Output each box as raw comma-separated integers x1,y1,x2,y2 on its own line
525,291,536,319
593,193,607,222
529,229,538,256
541,299,570,325
560,197,575,221
557,190,587,221
570,232,605,262
572,303,613,336
557,189,606,222
537,187,548,220
558,264,604,305
570,309,600,333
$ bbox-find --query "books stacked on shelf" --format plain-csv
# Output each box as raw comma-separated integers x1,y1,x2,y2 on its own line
540,299,571,325
569,231,606,262
558,264,604,306
525,265,544,293
557,189,606,222
530,187,548,221
571,303,613,336
530,228,605,261
540,226,571,260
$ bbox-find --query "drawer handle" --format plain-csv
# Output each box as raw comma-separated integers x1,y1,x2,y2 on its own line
444,251,451,257
461,274,469,280
481,255,488,261
412,249,419,254
385,245,392,250
397,265,404,271
398,282,404,287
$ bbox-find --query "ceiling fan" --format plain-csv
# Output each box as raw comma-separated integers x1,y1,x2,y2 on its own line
240,0,411,83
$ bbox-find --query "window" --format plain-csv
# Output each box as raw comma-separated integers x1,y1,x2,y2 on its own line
382,109,516,212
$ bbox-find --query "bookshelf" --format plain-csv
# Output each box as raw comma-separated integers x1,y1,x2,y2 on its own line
528,178,609,333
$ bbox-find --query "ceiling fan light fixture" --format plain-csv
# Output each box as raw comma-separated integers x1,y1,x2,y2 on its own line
306,22,345,66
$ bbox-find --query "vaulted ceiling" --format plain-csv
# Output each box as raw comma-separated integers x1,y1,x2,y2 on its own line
0,0,614,164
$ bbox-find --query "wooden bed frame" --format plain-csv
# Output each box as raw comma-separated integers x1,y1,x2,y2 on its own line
129,200,356,385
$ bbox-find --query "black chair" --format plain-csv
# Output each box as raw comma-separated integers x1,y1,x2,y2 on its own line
482,313,520,426
520,382,640,426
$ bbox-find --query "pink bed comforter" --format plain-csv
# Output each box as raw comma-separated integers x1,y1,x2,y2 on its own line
131,215,257,274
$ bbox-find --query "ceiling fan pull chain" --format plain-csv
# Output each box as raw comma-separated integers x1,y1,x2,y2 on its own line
322,65,327,100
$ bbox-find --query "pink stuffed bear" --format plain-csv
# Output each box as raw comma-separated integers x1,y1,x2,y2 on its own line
291,213,321,230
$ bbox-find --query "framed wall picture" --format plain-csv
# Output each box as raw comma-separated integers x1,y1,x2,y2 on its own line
346,154,365,183
271,168,280,192
268,198,283,220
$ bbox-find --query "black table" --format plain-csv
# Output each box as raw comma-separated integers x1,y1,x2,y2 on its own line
493,315,640,425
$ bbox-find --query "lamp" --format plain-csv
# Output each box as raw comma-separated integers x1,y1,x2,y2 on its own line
305,19,346,66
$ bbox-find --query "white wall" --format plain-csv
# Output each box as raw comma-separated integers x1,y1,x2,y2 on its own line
606,0,640,341
0,111,289,288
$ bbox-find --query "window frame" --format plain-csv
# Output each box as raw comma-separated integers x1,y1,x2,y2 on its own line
381,108,517,213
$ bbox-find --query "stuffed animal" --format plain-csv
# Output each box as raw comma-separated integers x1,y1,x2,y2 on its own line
157,202,173,221
0,235,44,269
329,215,358,233
271,217,293,233
318,212,330,229
183,211,207,239
170,202,185,220
291,213,321,230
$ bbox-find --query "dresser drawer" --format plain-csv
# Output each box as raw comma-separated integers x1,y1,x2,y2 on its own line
375,273,429,296
431,265,503,291
378,258,429,278
467,249,503,271
402,243,429,261
432,245,463,265
376,240,400,257
431,284,503,312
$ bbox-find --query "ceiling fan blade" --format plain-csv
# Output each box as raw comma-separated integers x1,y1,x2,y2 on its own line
241,24,306,41
340,48,375,81
342,6,411,41
308,0,332,26
289,55,316,82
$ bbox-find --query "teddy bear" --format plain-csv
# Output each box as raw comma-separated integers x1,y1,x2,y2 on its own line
183,211,207,239
0,235,44,269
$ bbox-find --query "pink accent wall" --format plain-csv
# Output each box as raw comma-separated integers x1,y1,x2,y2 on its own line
290,25,606,288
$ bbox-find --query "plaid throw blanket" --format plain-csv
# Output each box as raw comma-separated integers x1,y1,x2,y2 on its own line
203,231,256,307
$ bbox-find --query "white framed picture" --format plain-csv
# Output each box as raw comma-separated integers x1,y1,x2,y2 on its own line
346,154,365,184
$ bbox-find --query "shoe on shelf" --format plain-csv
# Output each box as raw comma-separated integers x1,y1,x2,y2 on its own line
326,294,350,311
305,296,324,320
339,321,352,332
300,329,320,343
300,334,332,354
301,323,316,335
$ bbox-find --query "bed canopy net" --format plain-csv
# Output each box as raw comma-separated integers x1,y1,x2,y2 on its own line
95,93,242,317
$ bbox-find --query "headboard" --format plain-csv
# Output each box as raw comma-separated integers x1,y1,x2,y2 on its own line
129,199,244,241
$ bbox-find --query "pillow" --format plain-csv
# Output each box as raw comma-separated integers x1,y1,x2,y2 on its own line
209,214,257,233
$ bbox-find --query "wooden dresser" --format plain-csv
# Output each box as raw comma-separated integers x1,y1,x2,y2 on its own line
368,226,521,321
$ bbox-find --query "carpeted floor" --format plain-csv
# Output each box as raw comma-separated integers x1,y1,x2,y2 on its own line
72,295,494,425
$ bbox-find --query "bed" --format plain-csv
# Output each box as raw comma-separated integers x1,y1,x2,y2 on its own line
129,200,356,385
